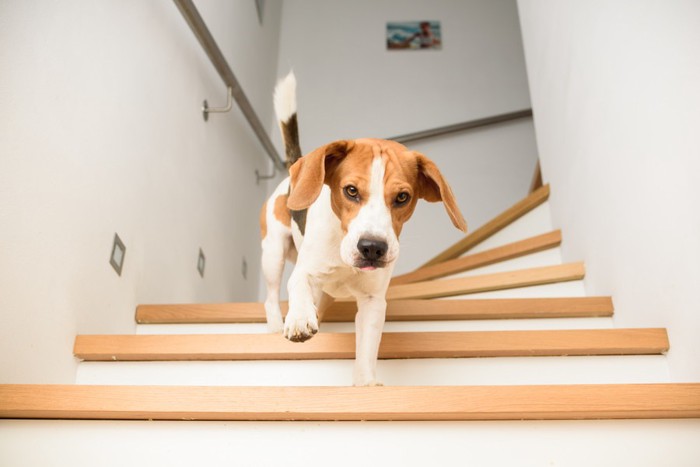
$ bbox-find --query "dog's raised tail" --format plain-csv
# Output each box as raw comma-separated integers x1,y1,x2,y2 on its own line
274,71,301,169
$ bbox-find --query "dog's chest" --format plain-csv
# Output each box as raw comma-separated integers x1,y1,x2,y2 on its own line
316,266,389,299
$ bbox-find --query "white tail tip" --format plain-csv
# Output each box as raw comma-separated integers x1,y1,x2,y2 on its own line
273,71,297,123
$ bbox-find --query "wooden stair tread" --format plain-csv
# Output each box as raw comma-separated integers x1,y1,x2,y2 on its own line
422,184,550,267
2,383,698,421
386,263,585,300
391,230,562,285
136,297,614,324
73,328,669,361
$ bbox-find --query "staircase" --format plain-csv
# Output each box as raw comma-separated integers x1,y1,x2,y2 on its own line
2,184,700,466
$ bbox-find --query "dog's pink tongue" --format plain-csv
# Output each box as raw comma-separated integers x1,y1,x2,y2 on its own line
360,266,377,272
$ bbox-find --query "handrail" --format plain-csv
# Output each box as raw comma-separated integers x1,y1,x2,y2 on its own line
173,0,286,171
389,108,533,144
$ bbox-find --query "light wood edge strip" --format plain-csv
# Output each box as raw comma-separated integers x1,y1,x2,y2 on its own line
386,262,585,300
382,297,614,321
73,328,668,361
421,184,550,268
2,383,699,421
135,296,613,324
391,230,562,285
136,302,271,324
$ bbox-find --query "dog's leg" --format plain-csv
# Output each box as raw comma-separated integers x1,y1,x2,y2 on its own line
284,268,322,342
261,235,292,333
315,292,335,324
353,295,387,386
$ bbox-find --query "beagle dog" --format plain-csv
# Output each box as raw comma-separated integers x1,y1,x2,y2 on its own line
261,72,467,386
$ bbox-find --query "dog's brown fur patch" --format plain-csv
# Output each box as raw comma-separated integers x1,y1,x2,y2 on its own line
274,194,292,228
325,143,374,234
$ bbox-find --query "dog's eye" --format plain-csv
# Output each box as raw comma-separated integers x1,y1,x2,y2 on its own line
394,191,411,206
344,185,360,201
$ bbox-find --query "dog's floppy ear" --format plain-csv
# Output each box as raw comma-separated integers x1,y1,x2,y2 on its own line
414,152,467,232
287,140,352,211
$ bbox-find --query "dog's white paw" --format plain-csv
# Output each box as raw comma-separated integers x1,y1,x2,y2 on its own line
283,312,318,342
266,318,284,334
264,304,284,334
353,379,383,387
353,367,382,386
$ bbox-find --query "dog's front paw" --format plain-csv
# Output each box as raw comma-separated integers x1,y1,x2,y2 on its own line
264,303,284,334
353,367,382,386
283,312,318,342
266,318,284,334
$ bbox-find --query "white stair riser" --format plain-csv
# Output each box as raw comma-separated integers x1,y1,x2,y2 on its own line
442,279,586,299
468,201,555,254
3,419,699,467
448,247,564,278
136,317,613,335
75,355,669,387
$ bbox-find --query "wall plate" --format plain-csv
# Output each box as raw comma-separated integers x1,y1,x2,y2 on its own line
109,234,126,276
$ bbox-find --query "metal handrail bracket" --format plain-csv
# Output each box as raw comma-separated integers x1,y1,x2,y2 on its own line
202,87,233,121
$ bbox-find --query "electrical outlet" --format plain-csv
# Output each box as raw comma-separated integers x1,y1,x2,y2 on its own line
198,248,206,278
242,257,248,280
109,233,126,276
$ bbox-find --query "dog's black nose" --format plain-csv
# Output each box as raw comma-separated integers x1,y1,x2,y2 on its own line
357,238,388,261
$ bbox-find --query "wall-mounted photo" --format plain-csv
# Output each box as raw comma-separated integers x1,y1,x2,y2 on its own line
386,21,442,50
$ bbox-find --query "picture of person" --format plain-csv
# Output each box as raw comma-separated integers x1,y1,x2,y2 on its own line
387,21,442,50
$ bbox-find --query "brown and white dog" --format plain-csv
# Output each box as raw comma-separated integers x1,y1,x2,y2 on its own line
260,72,467,386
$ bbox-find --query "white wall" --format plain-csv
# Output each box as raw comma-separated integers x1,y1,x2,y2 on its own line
518,0,700,380
0,0,282,383
271,0,537,276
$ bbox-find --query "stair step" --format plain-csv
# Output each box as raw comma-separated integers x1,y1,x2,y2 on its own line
468,201,556,256
73,328,669,361
2,383,698,421
443,246,563,279
75,355,670,387
392,230,562,284
136,296,614,324
422,184,550,267
386,263,585,300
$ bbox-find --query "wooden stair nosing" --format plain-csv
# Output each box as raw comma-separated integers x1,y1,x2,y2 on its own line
386,262,585,301
421,184,551,268
136,302,270,324
2,383,699,421
391,230,562,285
136,297,614,324
73,328,669,361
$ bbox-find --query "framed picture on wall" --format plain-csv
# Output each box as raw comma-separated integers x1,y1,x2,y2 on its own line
386,21,442,50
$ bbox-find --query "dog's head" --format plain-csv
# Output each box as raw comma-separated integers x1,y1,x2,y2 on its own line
287,138,467,270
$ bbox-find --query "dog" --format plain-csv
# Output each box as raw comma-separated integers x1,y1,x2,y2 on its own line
260,72,467,386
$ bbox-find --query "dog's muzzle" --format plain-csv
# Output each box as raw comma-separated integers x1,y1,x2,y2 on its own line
356,238,388,271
